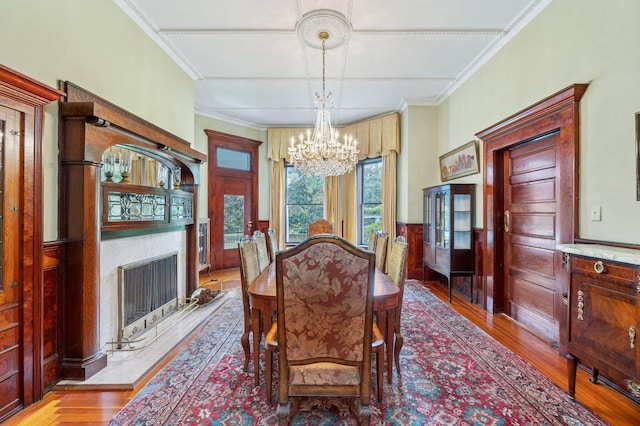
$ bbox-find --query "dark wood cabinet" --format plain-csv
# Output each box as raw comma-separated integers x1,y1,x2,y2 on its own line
559,244,640,404
423,183,475,302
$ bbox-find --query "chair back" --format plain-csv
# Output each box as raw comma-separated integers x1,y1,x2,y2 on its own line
275,235,375,422
238,237,260,323
366,229,378,252
387,236,409,326
253,230,269,272
267,228,278,263
307,219,334,236
374,231,389,272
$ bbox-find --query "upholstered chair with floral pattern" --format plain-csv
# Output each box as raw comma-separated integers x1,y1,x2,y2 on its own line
374,231,389,273
307,218,334,236
238,236,261,372
267,235,378,424
253,230,270,272
386,236,409,375
267,227,279,263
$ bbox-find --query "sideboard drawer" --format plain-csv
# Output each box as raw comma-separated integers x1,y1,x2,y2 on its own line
571,256,637,284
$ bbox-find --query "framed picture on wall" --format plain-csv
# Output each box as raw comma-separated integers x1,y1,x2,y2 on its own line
439,140,480,182
636,112,640,200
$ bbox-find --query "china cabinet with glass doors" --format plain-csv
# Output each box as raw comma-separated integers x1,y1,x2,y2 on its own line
423,183,475,302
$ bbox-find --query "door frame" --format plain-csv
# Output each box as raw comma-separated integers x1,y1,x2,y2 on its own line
476,84,588,355
206,130,261,270
0,66,63,418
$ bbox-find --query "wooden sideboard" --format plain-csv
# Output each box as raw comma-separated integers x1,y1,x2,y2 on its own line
558,244,640,404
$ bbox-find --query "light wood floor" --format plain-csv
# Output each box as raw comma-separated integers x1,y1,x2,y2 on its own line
4,271,640,425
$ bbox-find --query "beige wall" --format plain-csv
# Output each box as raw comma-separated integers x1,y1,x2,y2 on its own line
420,0,640,244
2,0,195,241
397,106,439,223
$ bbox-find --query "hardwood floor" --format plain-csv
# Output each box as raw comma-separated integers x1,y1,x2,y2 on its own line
5,272,640,425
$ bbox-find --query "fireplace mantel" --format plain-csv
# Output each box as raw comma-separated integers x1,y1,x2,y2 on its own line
58,82,207,380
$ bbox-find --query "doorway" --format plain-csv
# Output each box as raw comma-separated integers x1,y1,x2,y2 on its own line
477,84,588,353
206,130,261,270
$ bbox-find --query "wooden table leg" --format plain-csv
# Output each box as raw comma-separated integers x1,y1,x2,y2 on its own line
251,306,262,386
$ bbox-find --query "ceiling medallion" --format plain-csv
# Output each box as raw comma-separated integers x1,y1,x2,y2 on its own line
295,9,351,50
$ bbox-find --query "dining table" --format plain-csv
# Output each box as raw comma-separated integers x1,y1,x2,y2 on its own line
247,262,400,387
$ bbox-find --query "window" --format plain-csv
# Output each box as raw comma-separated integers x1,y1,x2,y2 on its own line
284,164,325,244
357,158,382,245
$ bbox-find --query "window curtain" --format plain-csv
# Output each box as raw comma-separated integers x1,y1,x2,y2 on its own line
267,112,399,246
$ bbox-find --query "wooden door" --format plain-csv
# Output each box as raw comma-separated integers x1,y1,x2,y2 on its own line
503,132,560,345
212,176,254,269
206,130,261,271
0,106,22,418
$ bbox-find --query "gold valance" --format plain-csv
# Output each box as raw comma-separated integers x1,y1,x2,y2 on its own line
268,112,400,162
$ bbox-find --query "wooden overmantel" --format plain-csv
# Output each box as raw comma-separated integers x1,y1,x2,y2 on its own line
58,82,206,380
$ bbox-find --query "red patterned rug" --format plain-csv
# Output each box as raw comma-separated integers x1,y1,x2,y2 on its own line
110,281,606,425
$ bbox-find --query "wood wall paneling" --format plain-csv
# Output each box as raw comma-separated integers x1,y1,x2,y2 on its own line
396,223,423,280
42,243,64,392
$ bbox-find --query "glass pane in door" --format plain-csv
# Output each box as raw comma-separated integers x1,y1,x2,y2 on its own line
223,194,244,249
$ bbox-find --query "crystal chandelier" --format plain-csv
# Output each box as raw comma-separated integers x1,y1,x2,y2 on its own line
288,31,358,177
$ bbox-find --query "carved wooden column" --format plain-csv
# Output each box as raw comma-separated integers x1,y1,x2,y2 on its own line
58,111,108,380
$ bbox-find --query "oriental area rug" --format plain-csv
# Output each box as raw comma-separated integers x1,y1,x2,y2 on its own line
110,281,606,425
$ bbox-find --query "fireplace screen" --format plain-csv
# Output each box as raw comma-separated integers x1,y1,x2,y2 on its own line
118,252,179,346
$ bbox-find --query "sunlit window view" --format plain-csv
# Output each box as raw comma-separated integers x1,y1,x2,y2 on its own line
284,165,325,244
359,158,382,246
223,194,244,249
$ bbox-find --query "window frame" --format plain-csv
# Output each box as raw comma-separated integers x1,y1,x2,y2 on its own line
356,157,383,246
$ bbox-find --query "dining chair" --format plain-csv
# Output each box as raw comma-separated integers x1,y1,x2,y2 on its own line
266,235,380,424
374,231,389,273
366,229,378,252
238,236,261,372
307,218,334,236
253,230,270,272
386,236,409,376
267,227,279,263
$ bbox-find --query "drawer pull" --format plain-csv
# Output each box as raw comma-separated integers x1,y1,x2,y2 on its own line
630,326,636,349
577,290,584,321
593,261,605,274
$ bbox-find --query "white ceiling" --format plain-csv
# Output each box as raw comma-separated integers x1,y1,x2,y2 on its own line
115,0,550,129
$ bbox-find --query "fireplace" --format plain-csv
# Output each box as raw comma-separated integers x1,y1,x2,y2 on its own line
118,252,179,347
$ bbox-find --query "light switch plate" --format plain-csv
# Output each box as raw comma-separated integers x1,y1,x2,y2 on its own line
590,205,601,221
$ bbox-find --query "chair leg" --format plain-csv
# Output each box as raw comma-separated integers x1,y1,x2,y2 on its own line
241,331,250,372
277,402,290,425
377,349,384,402
394,332,403,376
265,349,273,403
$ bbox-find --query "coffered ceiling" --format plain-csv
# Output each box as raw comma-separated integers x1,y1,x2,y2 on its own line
115,0,550,129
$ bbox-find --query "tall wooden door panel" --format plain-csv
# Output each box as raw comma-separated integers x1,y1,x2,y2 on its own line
0,106,22,418
504,132,560,345
206,130,261,271
212,177,254,269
